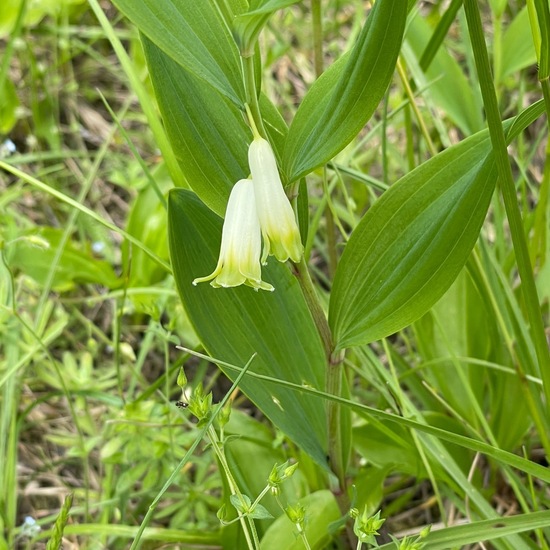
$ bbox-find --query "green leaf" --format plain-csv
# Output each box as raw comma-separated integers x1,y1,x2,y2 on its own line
168,189,328,467
230,493,252,515
328,100,545,349
353,420,424,476
142,35,246,216
282,0,407,182
111,0,244,104
143,36,288,216
329,130,496,349
249,504,274,520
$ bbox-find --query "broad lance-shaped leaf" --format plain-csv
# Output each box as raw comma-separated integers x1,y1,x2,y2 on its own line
168,189,328,467
142,36,289,217
282,0,407,182
112,0,244,105
329,130,497,349
328,100,546,349
143,35,247,216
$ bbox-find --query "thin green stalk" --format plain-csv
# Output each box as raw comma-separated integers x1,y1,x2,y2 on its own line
0,318,18,548
533,0,550,124
326,352,346,492
243,55,267,139
382,88,390,183
397,58,437,157
207,426,257,550
531,132,550,267
293,257,332,360
464,0,550,420
290,258,347,496
527,0,542,58
322,169,338,278
403,103,415,171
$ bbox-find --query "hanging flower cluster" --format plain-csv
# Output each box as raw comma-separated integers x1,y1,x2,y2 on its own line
193,136,303,291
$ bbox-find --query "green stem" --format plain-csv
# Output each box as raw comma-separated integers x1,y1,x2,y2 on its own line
293,258,347,494
322,170,338,278
396,58,436,157
243,54,267,139
300,530,313,550
294,257,332,360
464,0,550,424
326,351,346,492
208,426,257,549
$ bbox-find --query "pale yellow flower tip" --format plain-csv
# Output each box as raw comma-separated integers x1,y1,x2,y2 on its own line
248,137,303,264
192,179,274,292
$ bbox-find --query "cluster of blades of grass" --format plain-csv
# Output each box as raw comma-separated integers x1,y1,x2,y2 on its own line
0,0,549,549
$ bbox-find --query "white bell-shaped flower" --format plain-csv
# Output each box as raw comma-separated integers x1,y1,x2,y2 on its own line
248,137,303,264
193,179,274,291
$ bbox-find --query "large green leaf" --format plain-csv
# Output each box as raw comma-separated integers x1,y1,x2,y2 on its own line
111,0,244,104
329,101,545,350
168,189,328,466
282,0,407,182
329,130,497,349
142,35,247,216
143,36,289,216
